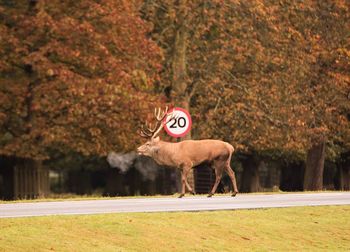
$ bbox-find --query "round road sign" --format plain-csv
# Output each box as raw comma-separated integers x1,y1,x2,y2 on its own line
164,107,192,138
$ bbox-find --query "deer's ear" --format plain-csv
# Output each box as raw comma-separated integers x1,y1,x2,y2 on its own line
153,136,160,142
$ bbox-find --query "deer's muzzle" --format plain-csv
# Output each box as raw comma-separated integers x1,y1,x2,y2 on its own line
137,146,144,155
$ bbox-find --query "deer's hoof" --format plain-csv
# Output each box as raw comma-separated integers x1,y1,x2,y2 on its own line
178,194,185,198
207,193,214,198
190,191,196,195
232,192,238,197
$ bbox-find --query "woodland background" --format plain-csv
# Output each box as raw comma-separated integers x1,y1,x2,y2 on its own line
0,0,349,199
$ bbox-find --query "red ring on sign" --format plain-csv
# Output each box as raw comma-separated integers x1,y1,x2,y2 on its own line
163,107,192,138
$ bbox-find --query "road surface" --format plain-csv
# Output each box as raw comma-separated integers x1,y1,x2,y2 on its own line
1,192,350,218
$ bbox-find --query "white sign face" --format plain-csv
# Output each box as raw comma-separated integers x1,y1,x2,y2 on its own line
164,107,192,138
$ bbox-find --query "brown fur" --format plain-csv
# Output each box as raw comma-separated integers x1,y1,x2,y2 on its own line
137,137,239,197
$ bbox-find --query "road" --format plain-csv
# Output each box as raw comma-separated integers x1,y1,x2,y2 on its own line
1,192,350,218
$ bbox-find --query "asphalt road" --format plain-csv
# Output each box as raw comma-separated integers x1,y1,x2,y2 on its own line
1,192,350,218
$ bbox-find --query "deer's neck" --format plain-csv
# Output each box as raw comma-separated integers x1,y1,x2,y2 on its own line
152,141,179,166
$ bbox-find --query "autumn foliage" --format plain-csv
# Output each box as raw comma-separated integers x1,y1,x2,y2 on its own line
0,0,162,159
0,0,349,167
143,0,349,161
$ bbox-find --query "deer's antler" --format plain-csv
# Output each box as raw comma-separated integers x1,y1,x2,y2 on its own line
139,106,173,139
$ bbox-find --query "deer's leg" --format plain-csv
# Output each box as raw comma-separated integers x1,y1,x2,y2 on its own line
178,164,194,198
183,166,195,195
208,162,224,197
178,169,186,198
225,164,239,197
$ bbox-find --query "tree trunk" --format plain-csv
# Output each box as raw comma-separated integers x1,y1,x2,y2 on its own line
170,0,195,190
0,156,15,200
266,161,281,190
240,157,260,192
171,0,189,108
337,153,350,190
339,165,350,190
171,0,189,122
304,139,326,191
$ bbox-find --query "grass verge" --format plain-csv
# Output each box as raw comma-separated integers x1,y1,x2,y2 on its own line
0,205,349,251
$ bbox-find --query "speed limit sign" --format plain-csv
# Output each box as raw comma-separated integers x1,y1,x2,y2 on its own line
164,107,192,138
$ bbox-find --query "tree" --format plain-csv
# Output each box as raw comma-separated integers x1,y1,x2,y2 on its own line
300,1,349,190
141,0,350,191
0,0,162,197
195,1,350,191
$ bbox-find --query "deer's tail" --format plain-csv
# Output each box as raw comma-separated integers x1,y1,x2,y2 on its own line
225,142,235,163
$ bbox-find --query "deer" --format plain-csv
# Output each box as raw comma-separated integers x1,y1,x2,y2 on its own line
137,106,239,198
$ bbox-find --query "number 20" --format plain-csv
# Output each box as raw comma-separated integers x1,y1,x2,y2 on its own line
169,117,186,128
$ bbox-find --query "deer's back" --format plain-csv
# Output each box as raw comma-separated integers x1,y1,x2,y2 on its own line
177,139,233,166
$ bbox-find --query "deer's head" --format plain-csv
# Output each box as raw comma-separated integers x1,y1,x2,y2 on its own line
137,136,161,157
137,106,174,157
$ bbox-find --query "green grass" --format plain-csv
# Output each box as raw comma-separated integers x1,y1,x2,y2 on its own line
1,206,350,251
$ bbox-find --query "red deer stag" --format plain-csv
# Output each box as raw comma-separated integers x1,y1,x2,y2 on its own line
137,107,239,198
